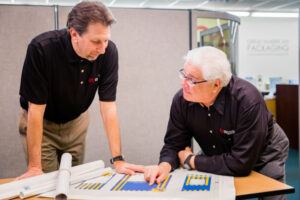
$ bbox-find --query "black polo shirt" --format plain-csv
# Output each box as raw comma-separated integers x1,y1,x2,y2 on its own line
19,29,118,124
159,76,274,176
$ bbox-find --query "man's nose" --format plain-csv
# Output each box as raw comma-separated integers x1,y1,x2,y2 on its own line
96,44,106,54
181,78,188,88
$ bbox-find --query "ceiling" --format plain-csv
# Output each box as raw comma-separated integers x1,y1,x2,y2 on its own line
0,0,299,13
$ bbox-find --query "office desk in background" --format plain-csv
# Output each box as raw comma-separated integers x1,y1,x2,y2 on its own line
0,171,294,200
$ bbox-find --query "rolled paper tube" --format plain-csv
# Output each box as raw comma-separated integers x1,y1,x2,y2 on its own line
0,159,106,200
55,153,72,200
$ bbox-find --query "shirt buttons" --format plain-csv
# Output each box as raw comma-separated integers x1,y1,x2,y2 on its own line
208,113,211,117
212,145,216,149
80,81,84,85
209,130,213,134
81,69,84,73
228,138,231,141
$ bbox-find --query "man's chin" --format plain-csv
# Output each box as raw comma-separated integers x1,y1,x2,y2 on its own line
183,93,192,102
86,54,100,61
87,57,98,61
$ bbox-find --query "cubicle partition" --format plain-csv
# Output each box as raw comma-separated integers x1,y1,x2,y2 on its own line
0,5,55,178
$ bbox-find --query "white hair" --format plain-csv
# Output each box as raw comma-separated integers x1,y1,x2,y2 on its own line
184,46,232,87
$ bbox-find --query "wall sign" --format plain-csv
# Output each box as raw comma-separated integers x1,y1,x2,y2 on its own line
246,39,289,55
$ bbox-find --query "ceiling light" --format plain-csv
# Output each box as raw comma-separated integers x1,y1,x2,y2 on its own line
227,11,250,17
251,12,298,18
109,0,116,7
167,0,180,7
196,1,208,8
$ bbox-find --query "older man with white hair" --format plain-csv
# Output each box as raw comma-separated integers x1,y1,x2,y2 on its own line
144,46,289,200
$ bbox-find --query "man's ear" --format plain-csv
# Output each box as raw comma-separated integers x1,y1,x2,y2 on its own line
69,27,79,40
213,79,222,91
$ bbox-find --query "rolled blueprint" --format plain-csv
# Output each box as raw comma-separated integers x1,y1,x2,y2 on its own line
19,167,112,199
55,153,72,200
0,159,105,200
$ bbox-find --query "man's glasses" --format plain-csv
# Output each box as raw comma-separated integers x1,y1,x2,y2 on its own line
179,68,207,87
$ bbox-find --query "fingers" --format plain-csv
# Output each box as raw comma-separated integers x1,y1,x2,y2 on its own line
122,168,135,175
126,164,145,173
156,172,167,184
116,166,135,175
149,171,157,186
14,174,26,181
116,162,145,175
144,166,159,186
14,168,44,181
144,169,150,182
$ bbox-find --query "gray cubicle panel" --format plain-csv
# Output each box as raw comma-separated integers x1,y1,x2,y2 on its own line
58,7,189,167
0,5,55,178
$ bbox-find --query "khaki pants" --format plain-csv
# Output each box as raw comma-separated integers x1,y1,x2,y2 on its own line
18,108,90,173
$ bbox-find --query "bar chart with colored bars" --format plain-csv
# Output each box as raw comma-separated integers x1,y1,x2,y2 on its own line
74,172,116,190
111,174,172,192
181,174,212,191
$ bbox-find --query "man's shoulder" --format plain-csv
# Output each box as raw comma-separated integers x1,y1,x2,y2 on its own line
229,76,264,106
30,29,67,48
173,89,184,101
106,40,117,53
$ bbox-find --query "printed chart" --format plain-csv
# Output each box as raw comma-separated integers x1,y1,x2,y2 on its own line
74,172,115,191
181,174,211,191
111,174,172,192
40,169,235,200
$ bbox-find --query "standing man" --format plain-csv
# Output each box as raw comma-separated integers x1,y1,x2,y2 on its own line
144,46,289,200
17,1,144,180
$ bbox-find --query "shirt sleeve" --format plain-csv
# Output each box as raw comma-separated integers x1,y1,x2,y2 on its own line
194,102,268,176
159,92,192,170
98,41,119,102
19,43,48,105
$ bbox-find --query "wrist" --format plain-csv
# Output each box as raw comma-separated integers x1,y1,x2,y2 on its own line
113,160,125,166
159,162,172,172
110,155,125,164
28,166,43,172
184,154,194,170
190,155,195,169
28,162,42,170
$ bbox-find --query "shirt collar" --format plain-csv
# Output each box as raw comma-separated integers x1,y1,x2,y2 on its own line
211,87,227,116
64,30,88,64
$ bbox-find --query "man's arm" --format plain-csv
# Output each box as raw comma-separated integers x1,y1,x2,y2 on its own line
99,101,144,174
15,102,46,180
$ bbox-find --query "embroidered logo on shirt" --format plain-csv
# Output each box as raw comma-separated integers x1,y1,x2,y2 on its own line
88,74,100,83
88,78,95,83
219,128,235,135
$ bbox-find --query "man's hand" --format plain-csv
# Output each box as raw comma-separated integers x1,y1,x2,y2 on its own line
144,162,171,186
114,161,145,175
14,167,44,181
178,146,195,169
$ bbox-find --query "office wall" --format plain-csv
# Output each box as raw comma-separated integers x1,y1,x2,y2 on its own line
0,5,55,178
0,5,189,178
238,17,299,85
